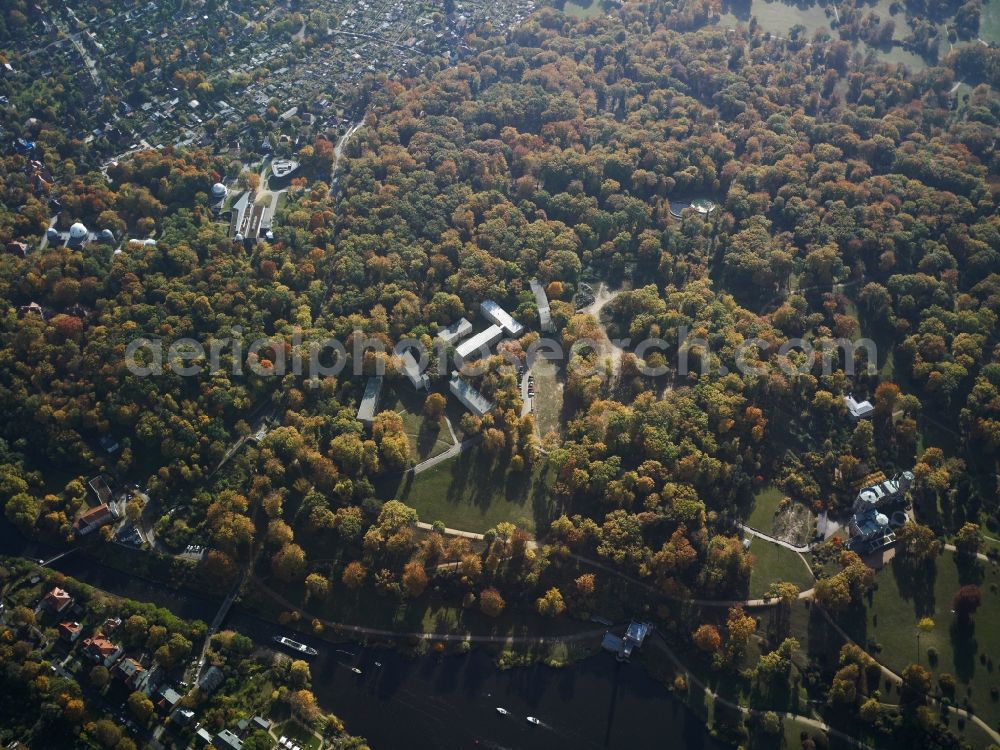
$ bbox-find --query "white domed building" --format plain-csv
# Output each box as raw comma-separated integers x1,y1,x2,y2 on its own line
67,222,89,248
211,182,228,200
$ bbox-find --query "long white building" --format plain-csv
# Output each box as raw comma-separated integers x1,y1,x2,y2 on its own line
449,372,494,416
455,324,504,361
480,300,523,337
356,376,383,425
530,279,553,333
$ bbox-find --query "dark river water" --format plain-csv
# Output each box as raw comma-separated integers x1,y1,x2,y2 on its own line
0,517,728,750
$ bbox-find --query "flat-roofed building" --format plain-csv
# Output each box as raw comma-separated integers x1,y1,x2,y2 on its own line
844,395,874,420
480,300,523,337
530,279,553,332
356,376,384,426
853,471,914,514
449,372,494,416
455,324,503,361
397,348,429,390
436,317,473,345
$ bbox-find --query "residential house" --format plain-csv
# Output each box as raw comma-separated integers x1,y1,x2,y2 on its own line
58,621,83,643
196,727,214,746
198,665,225,693
82,636,123,667
213,728,243,750
40,587,73,614
101,616,122,635
157,686,182,714
116,657,146,689
75,503,119,536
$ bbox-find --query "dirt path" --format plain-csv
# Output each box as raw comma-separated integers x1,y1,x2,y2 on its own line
578,282,625,383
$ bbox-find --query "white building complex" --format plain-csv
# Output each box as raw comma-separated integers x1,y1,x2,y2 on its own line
449,372,494,416
852,471,914,514
480,300,523,337
529,279,553,333
455,324,504,361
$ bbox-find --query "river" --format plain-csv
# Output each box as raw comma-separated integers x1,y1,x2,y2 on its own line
0,516,728,749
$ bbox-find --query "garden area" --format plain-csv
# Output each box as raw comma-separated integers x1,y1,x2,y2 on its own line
746,486,814,547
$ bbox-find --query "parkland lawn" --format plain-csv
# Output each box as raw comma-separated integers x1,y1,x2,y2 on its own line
858,550,1000,727
392,445,555,534
747,538,814,598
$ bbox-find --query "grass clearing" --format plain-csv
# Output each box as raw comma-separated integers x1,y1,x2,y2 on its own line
379,386,454,462
531,358,563,440
393,445,555,534
747,539,814,598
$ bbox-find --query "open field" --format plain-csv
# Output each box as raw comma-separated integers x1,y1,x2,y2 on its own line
392,445,555,534
747,538,814,598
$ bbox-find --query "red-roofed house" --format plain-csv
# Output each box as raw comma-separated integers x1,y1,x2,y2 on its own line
82,636,123,667
74,503,118,536
40,587,73,614
58,621,83,642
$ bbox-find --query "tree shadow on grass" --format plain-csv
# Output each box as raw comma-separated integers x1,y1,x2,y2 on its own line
949,619,978,683
891,555,938,618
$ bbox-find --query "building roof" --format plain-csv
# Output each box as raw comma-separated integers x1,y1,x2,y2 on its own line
845,395,874,418
198,665,225,692
480,300,523,336
83,636,120,659
455,324,503,360
69,222,88,240
213,728,243,750
449,372,494,416
530,279,553,332
41,587,73,612
436,317,473,345
397,348,429,389
58,621,82,639
356,375,384,424
75,503,115,532
850,506,890,540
